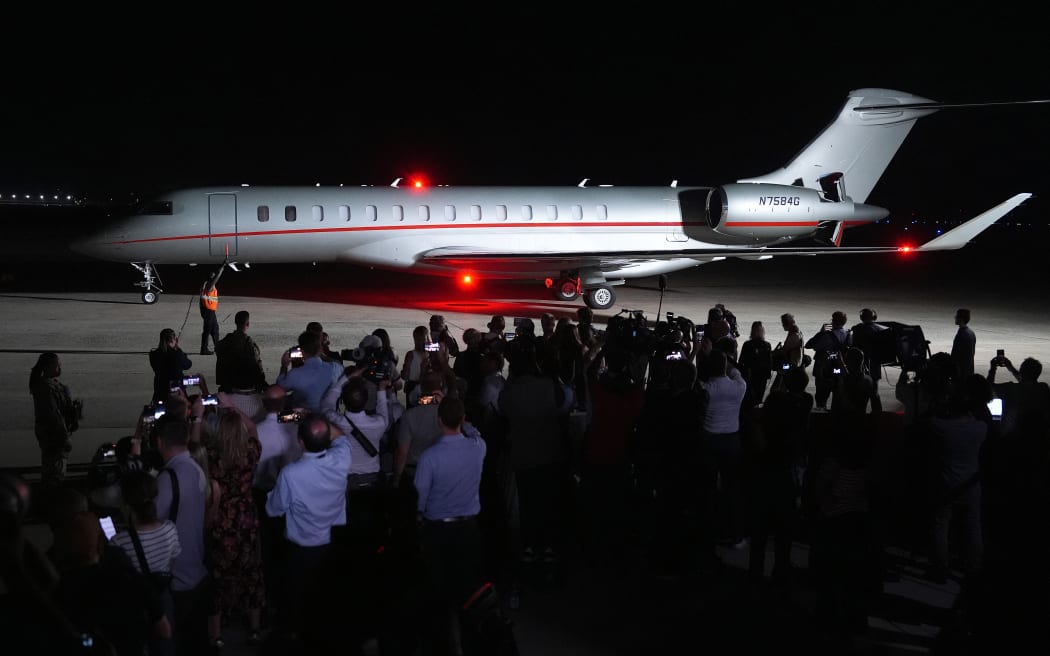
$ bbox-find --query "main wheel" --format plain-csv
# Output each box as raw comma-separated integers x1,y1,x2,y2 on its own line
585,285,615,310
554,278,580,302
142,290,159,304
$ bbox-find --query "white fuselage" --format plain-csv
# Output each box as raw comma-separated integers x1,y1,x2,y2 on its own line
75,184,838,279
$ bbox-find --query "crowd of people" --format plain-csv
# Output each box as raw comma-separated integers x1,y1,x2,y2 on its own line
6,303,1050,655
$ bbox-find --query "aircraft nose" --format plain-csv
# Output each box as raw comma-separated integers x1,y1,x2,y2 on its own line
70,230,109,259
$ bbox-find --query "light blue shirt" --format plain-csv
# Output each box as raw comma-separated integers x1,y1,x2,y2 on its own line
276,356,343,413
155,450,208,591
266,434,352,546
415,431,487,520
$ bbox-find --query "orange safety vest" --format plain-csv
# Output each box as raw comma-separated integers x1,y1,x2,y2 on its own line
201,286,219,311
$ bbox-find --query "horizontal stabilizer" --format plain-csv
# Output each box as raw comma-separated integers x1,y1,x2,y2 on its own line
917,193,1032,251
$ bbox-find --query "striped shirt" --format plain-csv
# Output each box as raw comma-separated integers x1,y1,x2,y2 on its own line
111,521,182,574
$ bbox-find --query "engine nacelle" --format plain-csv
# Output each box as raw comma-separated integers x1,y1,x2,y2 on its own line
706,183,888,239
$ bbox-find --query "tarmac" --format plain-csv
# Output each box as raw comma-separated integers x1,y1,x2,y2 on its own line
2,236,1048,654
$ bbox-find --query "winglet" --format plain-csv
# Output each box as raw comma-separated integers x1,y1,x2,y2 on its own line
917,193,1032,251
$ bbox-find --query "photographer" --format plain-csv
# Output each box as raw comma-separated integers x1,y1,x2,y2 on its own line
150,329,193,403
830,347,881,417
276,330,344,413
344,334,403,417
807,311,851,411
988,355,1050,438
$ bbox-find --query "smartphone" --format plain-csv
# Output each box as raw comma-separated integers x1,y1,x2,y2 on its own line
181,375,201,386
987,397,1003,420
666,312,674,322
996,348,1005,365
504,332,516,340
832,367,843,375
201,394,219,406
289,346,304,359
169,384,181,394
144,403,167,420
277,410,301,423
99,516,117,541
424,341,441,352
781,363,791,371
665,352,684,361
418,394,437,405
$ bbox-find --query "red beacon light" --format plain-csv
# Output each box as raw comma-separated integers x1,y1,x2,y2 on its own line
459,272,476,287
407,173,429,190
898,244,915,255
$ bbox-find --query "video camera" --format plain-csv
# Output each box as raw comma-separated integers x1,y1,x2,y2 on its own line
343,342,396,384
606,309,658,356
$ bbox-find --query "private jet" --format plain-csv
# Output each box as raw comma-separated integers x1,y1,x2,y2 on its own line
72,88,1035,309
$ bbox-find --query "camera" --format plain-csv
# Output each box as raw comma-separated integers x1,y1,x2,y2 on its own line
289,346,304,359
181,375,201,386
277,410,302,424
424,341,441,352
418,394,438,405
201,394,219,406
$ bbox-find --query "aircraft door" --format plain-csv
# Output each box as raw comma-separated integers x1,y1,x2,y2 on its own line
208,193,238,257
664,198,687,242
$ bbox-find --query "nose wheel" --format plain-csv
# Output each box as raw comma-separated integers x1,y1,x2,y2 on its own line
141,290,159,304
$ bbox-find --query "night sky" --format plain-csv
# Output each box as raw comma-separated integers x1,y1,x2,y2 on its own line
3,8,1048,221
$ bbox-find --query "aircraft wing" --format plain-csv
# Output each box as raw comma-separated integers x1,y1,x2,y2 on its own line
420,194,1031,276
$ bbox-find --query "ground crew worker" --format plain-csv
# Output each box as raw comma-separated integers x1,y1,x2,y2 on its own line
199,263,226,355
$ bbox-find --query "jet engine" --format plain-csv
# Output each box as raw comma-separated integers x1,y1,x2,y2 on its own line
705,183,888,238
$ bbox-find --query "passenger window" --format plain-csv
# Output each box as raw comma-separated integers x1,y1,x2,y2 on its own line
496,205,507,221
547,205,558,220
419,205,430,221
393,205,404,221
257,206,269,222
471,205,482,221
366,205,377,221
445,205,456,221
597,204,608,220
285,206,297,222
338,205,350,221
521,205,532,220
572,204,583,220
312,205,323,222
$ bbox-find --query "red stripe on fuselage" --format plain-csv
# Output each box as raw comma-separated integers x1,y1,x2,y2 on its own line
106,220,705,245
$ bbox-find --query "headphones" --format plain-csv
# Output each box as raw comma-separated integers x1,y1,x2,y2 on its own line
860,308,877,322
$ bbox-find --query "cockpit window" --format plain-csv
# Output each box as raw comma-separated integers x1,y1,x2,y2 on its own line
140,200,173,215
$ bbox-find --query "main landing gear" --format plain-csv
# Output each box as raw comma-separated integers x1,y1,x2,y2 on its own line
132,262,163,304
548,272,620,310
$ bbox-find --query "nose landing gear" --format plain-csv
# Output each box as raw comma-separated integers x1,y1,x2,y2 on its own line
131,262,163,304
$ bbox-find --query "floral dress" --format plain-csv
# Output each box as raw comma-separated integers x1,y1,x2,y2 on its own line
207,437,265,617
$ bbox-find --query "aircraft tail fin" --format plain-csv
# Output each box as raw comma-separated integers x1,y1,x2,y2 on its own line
739,88,938,203
917,193,1032,251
